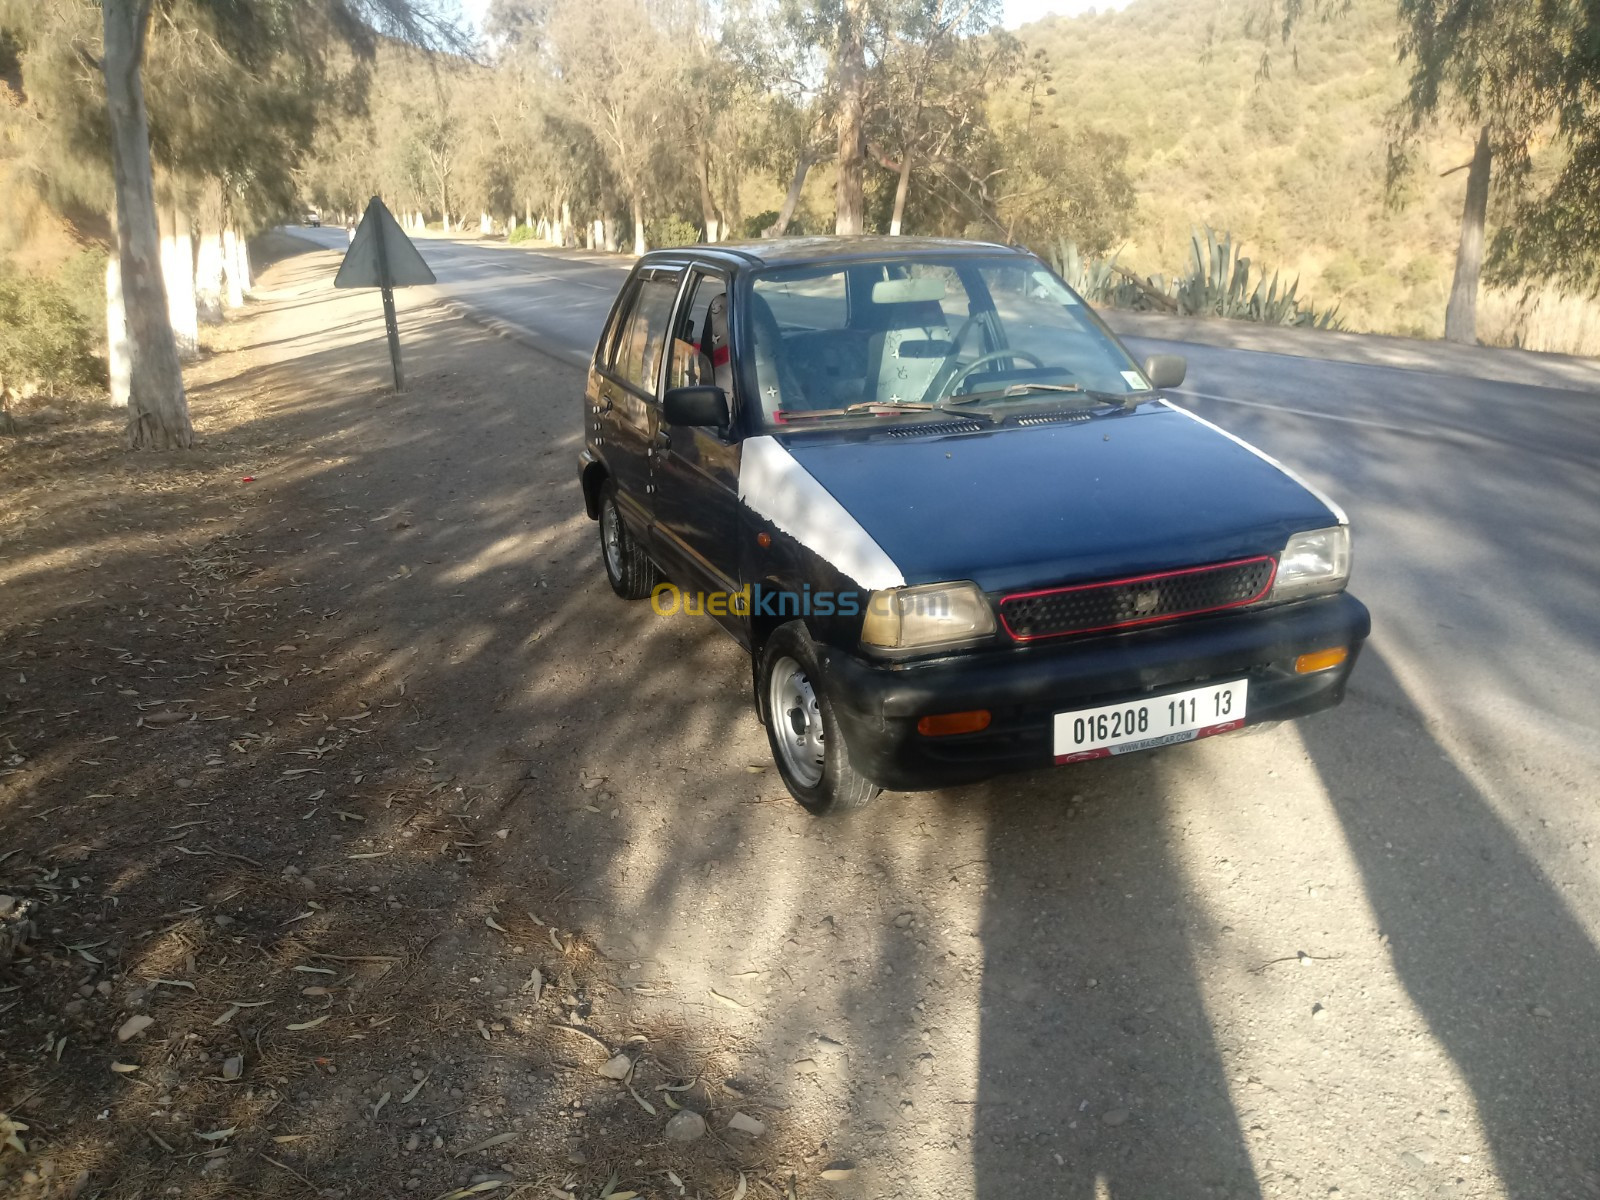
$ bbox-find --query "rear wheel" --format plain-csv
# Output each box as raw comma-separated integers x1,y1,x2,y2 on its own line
598,480,658,600
758,622,879,814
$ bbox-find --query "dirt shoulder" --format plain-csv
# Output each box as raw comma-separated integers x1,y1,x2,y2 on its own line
6,240,1589,1200
0,248,799,1200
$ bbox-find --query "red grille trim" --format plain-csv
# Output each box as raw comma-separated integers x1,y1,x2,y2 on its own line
999,555,1278,641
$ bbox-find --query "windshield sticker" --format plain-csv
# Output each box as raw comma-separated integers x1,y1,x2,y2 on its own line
1121,370,1148,391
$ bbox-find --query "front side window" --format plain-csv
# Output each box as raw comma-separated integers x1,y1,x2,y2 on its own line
667,272,731,395
747,256,1146,426
610,274,680,394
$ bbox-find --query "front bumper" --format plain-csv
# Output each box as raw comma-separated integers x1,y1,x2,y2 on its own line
815,592,1370,790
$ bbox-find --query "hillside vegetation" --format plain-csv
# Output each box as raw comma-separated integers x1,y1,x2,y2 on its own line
1012,0,1595,350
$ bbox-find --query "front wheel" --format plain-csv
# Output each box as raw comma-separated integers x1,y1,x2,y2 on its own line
758,622,880,814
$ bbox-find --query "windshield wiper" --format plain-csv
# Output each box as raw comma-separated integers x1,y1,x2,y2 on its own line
945,382,1087,406
776,401,938,422
945,382,1152,410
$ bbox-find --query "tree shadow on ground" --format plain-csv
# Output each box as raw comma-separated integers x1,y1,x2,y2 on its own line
1298,648,1600,1199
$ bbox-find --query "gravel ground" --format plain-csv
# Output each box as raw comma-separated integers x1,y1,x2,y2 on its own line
2,241,1597,1200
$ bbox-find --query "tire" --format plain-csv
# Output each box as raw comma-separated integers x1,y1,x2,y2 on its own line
758,622,880,814
597,480,658,600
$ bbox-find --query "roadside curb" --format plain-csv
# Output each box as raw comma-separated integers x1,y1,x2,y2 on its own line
435,297,590,369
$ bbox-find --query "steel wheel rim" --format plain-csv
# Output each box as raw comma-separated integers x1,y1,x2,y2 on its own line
600,496,624,580
767,655,825,789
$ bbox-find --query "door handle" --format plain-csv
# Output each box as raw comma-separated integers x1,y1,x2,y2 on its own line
599,396,614,413
651,430,672,451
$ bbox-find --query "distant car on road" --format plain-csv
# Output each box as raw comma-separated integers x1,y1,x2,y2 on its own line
579,237,1370,812
305,211,321,227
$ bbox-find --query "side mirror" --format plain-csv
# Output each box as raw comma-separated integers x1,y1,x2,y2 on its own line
663,385,730,430
1143,354,1187,390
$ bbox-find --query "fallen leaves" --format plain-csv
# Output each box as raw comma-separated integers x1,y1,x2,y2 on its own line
286,1014,330,1031
116,1014,154,1042
452,1130,516,1157
1,1112,29,1155
429,1181,505,1200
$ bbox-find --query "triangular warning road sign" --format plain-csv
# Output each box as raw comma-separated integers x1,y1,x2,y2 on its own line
334,197,436,289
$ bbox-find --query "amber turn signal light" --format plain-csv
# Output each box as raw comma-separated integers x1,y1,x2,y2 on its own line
1294,647,1349,674
916,710,992,737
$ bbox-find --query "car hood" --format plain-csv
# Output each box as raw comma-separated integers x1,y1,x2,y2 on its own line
776,403,1341,594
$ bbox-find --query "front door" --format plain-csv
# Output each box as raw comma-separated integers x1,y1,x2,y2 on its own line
595,267,681,537
651,269,746,632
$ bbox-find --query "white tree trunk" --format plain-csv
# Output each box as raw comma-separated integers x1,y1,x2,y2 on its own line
889,150,913,236
195,224,224,324
162,206,199,360
507,214,516,234
632,194,647,257
222,228,244,307
479,211,491,234
561,200,574,247
103,0,190,448
105,250,131,408
231,230,251,295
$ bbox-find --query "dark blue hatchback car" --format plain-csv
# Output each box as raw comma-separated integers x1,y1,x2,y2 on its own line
579,237,1370,812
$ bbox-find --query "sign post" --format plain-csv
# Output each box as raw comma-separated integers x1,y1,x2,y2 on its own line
333,196,436,393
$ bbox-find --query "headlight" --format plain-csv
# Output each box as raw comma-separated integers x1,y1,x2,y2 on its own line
1270,525,1351,602
860,581,996,652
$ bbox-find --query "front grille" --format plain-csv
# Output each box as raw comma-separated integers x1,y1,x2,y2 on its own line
999,556,1277,640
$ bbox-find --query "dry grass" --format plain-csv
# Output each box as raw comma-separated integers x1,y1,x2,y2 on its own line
1479,287,1600,357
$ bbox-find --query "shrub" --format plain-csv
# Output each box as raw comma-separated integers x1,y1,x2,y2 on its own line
742,211,781,239
645,215,700,249
507,224,536,244
0,259,103,398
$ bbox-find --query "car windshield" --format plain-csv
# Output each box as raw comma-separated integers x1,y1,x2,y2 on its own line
746,255,1150,426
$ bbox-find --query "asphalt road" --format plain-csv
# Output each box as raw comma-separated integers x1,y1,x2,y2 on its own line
286,226,1600,1198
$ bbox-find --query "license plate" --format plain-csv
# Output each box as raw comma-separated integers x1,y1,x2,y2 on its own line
1053,680,1248,763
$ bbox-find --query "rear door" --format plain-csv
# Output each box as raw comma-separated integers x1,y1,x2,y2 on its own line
652,268,745,617
593,266,682,535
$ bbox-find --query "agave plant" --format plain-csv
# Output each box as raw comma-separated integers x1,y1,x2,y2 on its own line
1175,226,1343,329
1047,226,1343,330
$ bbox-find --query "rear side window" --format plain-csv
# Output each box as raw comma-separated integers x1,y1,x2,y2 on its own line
609,274,680,393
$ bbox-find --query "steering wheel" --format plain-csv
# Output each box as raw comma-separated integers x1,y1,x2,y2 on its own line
941,349,1046,399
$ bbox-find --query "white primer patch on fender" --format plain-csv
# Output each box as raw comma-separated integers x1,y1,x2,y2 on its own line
739,435,906,590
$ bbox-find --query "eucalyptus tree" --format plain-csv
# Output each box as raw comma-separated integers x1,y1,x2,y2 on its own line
1253,0,1600,342
543,0,681,254
874,0,1003,236
2,0,464,448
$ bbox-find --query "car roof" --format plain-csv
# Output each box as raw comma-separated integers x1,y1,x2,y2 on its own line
640,235,1026,271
